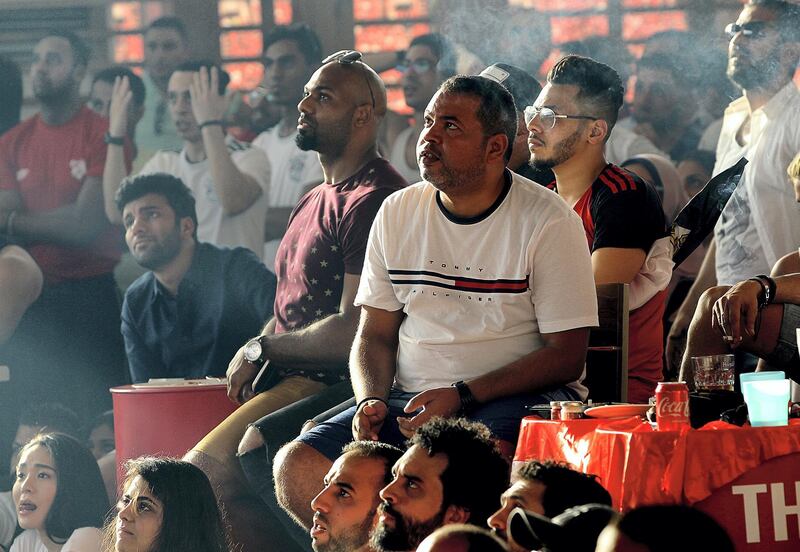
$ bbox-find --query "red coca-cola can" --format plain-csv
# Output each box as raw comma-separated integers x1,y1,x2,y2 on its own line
655,382,690,431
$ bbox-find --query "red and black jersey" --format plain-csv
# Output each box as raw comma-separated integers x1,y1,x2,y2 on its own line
552,164,669,403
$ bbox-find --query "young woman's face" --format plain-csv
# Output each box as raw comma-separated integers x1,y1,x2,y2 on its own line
12,445,58,531
116,475,163,552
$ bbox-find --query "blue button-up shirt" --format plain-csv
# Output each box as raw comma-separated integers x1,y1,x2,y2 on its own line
121,242,276,382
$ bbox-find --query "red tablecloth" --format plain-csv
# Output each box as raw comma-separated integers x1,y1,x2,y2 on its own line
514,417,800,550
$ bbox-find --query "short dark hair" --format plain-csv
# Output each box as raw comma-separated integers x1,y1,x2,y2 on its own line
615,505,735,552
42,29,90,68
18,402,80,439
342,440,404,485
92,66,146,107
409,418,509,527
516,460,612,518
108,457,229,552
19,433,109,543
263,23,322,66
637,52,690,88
146,16,188,40
175,60,230,94
547,54,624,139
409,33,456,78
115,173,198,237
86,409,114,436
0,56,22,135
438,75,518,162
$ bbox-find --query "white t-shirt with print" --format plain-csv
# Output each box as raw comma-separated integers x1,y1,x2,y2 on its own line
10,527,102,552
139,137,271,260
252,126,324,271
355,172,598,397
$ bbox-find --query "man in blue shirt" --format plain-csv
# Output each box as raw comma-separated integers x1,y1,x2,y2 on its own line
117,172,276,382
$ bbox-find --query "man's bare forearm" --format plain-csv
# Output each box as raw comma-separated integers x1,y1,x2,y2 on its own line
102,144,127,224
468,329,590,403
202,126,263,215
12,177,107,246
263,309,360,368
349,331,397,401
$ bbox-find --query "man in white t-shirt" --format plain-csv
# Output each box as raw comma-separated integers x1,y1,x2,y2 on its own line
273,75,598,534
666,0,800,363
251,24,325,271
120,61,271,260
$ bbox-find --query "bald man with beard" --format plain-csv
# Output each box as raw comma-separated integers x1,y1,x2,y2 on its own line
187,51,408,552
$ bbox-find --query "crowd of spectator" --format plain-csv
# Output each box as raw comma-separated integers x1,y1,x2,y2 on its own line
1,0,800,550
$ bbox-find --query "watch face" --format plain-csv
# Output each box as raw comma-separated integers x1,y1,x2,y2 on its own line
244,339,262,362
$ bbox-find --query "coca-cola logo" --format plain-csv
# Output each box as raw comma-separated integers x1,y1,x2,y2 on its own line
657,396,689,418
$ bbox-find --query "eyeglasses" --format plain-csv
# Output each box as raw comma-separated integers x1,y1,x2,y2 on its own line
524,106,598,128
322,49,375,108
396,58,434,74
724,22,770,40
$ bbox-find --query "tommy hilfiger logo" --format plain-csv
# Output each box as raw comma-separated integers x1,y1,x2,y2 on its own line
389,269,529,294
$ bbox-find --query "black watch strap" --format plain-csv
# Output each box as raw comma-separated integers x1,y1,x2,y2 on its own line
452,380,477,414
104,132,125,146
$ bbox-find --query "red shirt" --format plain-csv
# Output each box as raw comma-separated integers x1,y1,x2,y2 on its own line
273,158,406,382
0,107,122,283
555,164,668,403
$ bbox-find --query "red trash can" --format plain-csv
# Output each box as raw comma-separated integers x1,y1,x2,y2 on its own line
111,381,238,485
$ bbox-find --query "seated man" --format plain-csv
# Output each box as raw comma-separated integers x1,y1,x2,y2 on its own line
104,62,271,260
528,55,669,402
488,460,611,552
188,51,406,552
680,154,800,386
117,173,276,382
370,418,509,552
0,241,42,344
87,66,145,142
311,441,403,552
273,74,597,539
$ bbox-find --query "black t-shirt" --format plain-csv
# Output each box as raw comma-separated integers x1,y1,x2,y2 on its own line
560,164,667,252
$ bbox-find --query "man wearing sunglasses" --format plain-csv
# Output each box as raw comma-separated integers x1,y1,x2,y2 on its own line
667,0,800,371
386,34,454,183
528,55,669,403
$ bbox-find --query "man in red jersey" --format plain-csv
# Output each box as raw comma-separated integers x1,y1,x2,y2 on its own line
0,30,128,419
527,55,669,403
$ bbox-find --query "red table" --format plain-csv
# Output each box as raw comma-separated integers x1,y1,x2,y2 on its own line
514,416,800,551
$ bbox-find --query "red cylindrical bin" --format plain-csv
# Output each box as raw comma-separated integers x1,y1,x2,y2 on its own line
111,382,238,486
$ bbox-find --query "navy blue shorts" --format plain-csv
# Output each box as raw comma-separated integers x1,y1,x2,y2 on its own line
296,386,579,461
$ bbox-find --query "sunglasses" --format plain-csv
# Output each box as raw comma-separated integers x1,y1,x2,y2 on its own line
396,58,435,74
322,49,375,108
724,22,770,40
524,106,598,129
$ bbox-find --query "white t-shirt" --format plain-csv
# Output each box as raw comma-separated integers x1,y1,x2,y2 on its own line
355,172,598,397
10,527,103,552
713,83,800,285
252,126,324,271
139,137,271,260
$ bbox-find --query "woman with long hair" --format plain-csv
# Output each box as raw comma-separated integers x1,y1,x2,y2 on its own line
106,457,229,552
11,433,109,551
